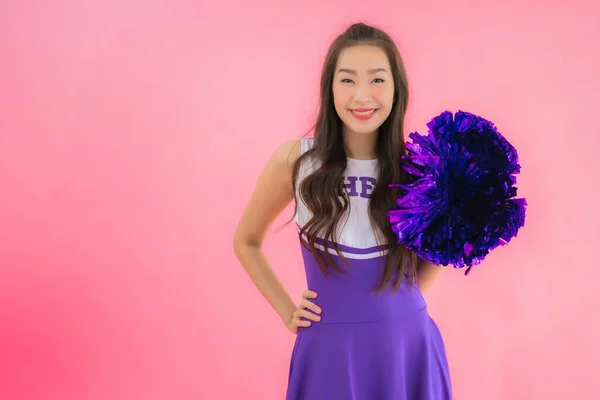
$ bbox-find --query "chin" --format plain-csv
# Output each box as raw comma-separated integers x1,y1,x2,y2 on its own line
351,127,379,135
344,120,384,135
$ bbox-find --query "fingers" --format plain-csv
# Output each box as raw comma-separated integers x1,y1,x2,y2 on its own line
292,309,318,327
295,318,312,328
297,308,321,322
301,298,322,315
292,290,322,327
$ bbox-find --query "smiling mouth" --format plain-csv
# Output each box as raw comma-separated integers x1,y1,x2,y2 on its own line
349,108,378,120
350,108,377,113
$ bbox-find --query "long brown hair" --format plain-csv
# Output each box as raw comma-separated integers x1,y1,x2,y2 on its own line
291,22,417,292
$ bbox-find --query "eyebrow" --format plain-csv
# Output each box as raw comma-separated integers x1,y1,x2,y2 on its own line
337,68,388,74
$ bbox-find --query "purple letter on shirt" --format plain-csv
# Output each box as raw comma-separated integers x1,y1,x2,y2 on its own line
344,176,359,197
359,177,376,199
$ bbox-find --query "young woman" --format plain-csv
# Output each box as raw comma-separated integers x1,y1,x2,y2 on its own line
233,22,452,399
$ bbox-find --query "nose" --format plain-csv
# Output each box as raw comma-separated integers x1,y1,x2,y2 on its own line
353,83,372,103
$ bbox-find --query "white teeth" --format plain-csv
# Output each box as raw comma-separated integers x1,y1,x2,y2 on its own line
351,110,375,115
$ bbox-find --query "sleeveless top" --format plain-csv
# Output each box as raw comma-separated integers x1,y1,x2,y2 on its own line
294,138,389,261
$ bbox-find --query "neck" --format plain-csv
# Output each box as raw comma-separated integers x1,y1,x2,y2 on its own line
343,128,378,160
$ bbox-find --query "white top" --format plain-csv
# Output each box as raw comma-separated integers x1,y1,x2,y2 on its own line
294,138,388,260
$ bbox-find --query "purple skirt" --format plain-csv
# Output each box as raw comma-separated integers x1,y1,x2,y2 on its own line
286,246,452,400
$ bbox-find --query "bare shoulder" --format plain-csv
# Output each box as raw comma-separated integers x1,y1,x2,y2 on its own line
232,139,302,247
271,139,302,173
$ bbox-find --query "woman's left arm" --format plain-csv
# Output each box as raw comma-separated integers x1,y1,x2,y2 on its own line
417,259,443,295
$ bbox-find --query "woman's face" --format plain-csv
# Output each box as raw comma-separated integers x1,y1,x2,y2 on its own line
332,44,395,136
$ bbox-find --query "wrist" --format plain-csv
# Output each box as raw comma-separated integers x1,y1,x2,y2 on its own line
280,305,296,324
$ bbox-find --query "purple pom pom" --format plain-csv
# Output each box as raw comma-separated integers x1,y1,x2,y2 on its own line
388,110,527,273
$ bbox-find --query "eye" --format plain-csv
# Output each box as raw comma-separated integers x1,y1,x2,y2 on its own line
372,78,385,83
341,78,354,83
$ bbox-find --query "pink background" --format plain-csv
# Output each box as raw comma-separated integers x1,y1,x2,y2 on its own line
1,1,599,399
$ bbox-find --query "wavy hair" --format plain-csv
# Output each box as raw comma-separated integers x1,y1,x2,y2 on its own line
290,22,417,292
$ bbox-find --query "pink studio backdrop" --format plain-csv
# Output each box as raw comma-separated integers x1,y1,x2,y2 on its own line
1,1,599,399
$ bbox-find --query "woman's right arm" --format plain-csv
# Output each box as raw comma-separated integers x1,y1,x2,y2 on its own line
233,140,315,330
